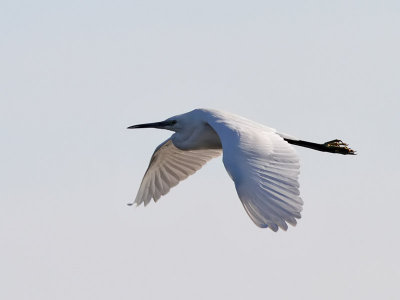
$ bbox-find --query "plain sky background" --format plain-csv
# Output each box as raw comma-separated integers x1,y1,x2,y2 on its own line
1,1,399,299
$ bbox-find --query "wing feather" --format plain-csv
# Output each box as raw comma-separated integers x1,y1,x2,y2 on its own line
133,139,221,206
204,109,302,231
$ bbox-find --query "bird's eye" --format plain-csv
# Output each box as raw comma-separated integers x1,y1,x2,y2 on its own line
170,120,177,125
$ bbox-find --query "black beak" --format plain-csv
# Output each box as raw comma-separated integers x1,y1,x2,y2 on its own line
127,121,172,129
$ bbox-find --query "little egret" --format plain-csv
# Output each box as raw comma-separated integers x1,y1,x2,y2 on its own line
128,108,355,231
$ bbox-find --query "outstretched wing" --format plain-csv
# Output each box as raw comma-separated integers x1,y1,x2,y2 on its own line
133,139,221,206
205,110,303,231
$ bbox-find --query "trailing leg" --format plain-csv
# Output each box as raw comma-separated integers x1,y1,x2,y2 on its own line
284,138,356,155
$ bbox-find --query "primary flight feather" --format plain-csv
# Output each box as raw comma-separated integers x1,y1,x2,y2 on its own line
128,108,355,231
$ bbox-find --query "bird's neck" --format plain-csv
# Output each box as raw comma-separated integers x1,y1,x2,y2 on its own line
171,123,222,151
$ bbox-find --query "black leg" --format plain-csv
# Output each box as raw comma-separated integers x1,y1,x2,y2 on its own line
284,138,356,155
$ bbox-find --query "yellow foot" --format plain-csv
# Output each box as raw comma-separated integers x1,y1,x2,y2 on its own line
324,139,356,155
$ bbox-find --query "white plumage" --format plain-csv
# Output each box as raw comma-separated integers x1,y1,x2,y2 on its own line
128,108,355,231
134,139,221,206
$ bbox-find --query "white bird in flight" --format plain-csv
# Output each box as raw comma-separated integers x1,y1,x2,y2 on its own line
128,108,355,231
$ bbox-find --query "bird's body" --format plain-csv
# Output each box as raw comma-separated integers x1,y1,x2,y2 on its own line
128,108,355,231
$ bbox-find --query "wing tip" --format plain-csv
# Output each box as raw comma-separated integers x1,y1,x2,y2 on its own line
255,213,302,232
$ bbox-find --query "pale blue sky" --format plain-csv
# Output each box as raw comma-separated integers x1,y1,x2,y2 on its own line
1,1,399,299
